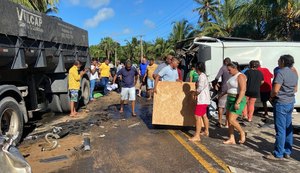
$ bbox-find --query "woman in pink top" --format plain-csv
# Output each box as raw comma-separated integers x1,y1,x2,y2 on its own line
189,62,211,142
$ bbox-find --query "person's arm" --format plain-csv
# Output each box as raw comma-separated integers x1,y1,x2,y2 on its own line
134,69,139,86
143,69,148,82
189,72,193,82
154,75,160,93
113,69,122,84
292,67,298,93
194,75,205,96
271,71,283,99
215,67,224,81
235,74,246,110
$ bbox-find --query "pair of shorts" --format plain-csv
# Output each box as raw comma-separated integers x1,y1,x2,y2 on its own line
139,75,146,85
260,92,271,102
194,104,208,117
121,87,136,101
69,89,79,102
218,94,227,108
147,78,154,89
226,95,246,115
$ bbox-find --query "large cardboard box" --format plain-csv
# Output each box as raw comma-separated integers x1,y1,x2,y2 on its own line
152,82,196,126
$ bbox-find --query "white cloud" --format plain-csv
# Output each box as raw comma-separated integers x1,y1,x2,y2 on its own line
122,28,131,34
87,0,110,9
144,19,155,28
134,0,144,5
68,0,110,9
69,0,80,5
84,8,115,28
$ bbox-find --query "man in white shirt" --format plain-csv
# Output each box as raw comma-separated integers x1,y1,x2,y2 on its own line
89,58,99,101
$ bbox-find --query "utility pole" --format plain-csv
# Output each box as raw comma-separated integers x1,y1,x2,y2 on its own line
139,35,144,63
114,47,117,67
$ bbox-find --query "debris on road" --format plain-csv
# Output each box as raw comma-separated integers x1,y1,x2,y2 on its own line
39,155,68,163
82,133,91,136
99,134,106,138
83,137,91,151
128,122,141,128
41,133,60,152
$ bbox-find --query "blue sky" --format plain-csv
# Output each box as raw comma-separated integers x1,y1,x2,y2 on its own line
53,0,199,46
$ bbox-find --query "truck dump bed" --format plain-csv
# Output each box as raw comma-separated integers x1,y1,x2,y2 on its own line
0,0,88,47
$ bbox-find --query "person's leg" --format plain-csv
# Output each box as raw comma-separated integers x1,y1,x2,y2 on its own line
104,77,109,95
248,97,257,121
242,97,249,119
190,115,202,141
138,76,142,97
223,110,235,144
129,87,136,116
284,103,294,157
273,103,286,158
70,101,74,115
90,79,96,100
202,114,209,136
120,88,128,113
224,112,245,144
262,101,268,116
217,107,223,126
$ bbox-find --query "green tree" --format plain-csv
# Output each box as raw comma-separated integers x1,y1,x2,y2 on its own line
98,37,118,61
199,0,246,37
169,19,194,44
11,0,59,13
89,45,105,59
193,0,220,23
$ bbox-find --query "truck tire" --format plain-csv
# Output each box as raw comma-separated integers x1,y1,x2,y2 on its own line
60,93,71,112
0,97,24,144
49,94,63,113
81,78,90,106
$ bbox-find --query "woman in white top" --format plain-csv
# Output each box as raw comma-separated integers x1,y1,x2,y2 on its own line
189,62,211,142
224,62,247,145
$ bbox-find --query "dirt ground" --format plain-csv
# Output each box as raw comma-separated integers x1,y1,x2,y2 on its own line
18,91,300,173
19,92,122,173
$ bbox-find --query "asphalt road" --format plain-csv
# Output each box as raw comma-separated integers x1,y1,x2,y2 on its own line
49,95,300,173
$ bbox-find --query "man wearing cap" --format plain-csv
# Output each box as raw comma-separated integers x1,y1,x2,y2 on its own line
113,60,139,116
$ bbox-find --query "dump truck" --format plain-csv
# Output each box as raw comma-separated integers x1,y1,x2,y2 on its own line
0,0,91,142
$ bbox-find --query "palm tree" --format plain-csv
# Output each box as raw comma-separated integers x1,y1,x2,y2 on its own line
236,0,300,40
11,0,59,13
153,38,173,58
193,0,220,23
198,0,246,37
169,19,194,44
99,37,117,60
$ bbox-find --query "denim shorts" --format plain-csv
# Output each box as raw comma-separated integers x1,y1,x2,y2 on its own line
69,89,79,102
147,78,155,89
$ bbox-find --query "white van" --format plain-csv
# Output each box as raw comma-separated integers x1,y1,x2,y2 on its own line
190,36,300,107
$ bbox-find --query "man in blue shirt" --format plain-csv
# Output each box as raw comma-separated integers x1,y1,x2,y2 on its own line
113,60,139,116
154,57,181,93
138,57,148,97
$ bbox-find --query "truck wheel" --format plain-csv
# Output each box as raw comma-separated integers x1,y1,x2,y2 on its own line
49,94,63,113
60,93,71,112
0,97,24,144
81,78,90,106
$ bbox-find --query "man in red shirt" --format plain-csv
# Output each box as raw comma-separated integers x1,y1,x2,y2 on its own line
257,61,273,116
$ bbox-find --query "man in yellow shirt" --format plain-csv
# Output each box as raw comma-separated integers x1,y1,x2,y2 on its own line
143,58,158,100
99,58,111,95
68,60,86,117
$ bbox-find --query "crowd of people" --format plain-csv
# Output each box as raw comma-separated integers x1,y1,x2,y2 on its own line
68,53,298,161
